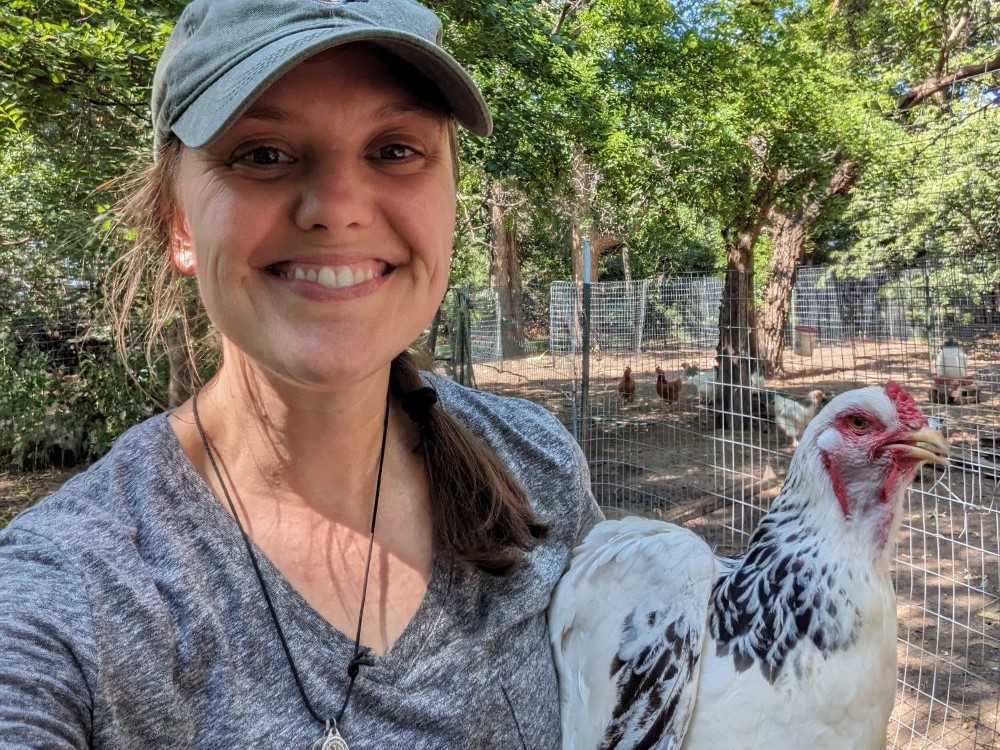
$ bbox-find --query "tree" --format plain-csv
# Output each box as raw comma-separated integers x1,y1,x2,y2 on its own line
0,1,183,465
824,0,1000,274
759,160,857,374
486,179,528,355
435,0,608,344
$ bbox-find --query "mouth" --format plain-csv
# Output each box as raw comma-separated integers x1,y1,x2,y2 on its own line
890,426,950,466
268,260,391,290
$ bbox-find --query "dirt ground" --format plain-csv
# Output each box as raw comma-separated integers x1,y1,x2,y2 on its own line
470,340,1000,750
0,467,78,527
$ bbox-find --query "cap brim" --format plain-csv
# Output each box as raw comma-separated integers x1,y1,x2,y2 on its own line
171,27,492,147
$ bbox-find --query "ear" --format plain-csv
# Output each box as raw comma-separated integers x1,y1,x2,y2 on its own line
169,220,196,276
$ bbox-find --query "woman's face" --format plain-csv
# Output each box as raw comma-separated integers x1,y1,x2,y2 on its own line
172,45,456,392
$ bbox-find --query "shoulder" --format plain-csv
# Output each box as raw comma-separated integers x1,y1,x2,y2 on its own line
1,412,191,561
424,372,602,545
425,372,581,470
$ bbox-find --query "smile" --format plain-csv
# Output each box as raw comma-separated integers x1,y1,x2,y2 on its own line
271,261,387,290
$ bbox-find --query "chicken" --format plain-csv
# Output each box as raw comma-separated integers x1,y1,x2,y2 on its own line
549,381,949,750
654,366,683,403
618,367,636,403
679,366,716,403
679,364,764,405
768,388,829,445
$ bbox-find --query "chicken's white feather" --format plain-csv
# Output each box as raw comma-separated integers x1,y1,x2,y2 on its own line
549,518,717,750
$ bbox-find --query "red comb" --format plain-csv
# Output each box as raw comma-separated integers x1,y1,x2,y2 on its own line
885,380,926,426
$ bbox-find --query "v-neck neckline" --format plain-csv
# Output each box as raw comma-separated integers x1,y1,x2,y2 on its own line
162,413,454,683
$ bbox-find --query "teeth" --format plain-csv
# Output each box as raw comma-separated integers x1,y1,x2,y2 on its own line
284,263,378,289
318,266,337,286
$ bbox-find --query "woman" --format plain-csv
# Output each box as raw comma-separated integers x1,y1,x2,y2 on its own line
0,0,601,747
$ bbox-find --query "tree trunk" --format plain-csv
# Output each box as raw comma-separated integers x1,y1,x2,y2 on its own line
487,180,525,356
570,219,584,282
758,161,857,376
569,222,615,282
621,243,632,284
716,167,776,428
758,213,803,377
717,224,764,429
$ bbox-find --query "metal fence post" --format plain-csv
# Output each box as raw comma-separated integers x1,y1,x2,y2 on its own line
580,238,592,445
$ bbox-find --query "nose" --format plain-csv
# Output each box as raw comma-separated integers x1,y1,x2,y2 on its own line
293,157,375,233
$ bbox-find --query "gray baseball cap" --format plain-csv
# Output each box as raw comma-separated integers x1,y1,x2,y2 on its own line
151,0,493,151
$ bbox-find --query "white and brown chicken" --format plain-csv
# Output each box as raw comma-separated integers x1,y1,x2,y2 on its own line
549,381,949,750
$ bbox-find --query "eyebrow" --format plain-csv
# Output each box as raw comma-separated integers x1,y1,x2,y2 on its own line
373,101,446,120
240,104,297,123
239,100,444,125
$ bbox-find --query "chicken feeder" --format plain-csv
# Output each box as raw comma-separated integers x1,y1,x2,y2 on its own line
793,325,819,357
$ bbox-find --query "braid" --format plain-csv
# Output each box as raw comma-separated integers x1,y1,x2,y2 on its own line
390,353,547,575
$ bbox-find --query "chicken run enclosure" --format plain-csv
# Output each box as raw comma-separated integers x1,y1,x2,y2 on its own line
435,263,1000,750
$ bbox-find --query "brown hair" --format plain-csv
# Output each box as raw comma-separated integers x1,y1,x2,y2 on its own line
106,138,213,406
391,353,548,574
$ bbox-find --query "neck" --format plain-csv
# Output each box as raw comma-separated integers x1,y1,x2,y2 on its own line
176,359,408,525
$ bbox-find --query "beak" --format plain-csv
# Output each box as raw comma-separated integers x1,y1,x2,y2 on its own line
893,426,950,466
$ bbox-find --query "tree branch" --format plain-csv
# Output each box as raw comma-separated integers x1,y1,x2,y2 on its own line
897,53,1000,110
551,0,590,37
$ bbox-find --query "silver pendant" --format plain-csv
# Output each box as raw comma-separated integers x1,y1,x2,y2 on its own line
319,726,349,750
320,728,351,750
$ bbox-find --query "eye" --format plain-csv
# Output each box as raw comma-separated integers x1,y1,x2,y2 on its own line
376,143,418,161
847,414,871,432
232,145,293,167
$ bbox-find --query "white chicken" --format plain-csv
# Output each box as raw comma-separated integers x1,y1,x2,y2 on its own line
769,388,829,445
678,367,717,403
679,365,765,405
549,381,949,750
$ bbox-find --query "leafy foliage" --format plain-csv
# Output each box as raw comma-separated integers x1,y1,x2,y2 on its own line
1,1,181,466
1,0,998,468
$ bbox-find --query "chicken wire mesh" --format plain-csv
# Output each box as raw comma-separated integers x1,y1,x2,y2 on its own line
457,260,1000,750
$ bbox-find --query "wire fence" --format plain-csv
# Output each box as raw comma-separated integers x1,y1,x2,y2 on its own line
454,260,1000,750
2,59,997,750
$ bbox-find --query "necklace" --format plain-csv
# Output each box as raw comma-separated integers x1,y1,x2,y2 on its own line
192,389,391,749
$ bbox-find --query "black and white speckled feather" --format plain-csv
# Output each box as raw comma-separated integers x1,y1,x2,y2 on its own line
549,383,949,750
709,500,862,684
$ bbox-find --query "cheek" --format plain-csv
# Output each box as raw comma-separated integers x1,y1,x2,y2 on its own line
409,186,456,267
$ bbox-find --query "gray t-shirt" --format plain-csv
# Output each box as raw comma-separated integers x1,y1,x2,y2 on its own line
0,376,601,749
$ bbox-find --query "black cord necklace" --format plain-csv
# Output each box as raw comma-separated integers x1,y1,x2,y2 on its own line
192,389,391,750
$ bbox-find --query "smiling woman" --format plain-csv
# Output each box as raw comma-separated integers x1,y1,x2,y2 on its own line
0,0,601,748
171,46,459,388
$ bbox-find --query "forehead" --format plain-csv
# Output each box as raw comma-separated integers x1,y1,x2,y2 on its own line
254,43,449,117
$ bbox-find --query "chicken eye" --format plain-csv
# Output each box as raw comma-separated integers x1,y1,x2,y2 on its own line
847,415,871,432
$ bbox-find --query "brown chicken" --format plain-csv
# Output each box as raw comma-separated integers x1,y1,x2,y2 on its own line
618,366,637,403
655,366,684,403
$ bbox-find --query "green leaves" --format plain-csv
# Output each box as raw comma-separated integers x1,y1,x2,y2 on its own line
1,0,996,467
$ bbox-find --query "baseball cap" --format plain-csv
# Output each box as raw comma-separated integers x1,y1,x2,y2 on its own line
151,0,493,151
